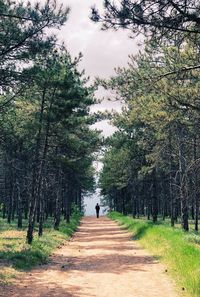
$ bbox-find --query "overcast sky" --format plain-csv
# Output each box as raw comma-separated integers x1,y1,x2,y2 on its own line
56,0,138,77
42,0,139,136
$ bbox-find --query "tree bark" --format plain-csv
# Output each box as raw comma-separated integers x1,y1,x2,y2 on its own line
169,132,175,227
152,168,158,223
178,129,189,231
193,135,199,231
17,180,23,229
26,85,47,244
54,169,62,230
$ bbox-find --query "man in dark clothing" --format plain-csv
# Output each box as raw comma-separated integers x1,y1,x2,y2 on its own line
95,203,100,218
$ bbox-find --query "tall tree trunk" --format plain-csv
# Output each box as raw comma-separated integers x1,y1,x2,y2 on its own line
7,169,14,224
169,131,175,227
193,136,199,231
27,185,37,244
54,169,62,230
26,85,47,244
38,189,44,237
152,168,158,223
147,183,151,220
66,187,71,223
131,182,136,218
195,195,199,232
181,192,189,231
17,180,23,229
178,129,189,231
2,201,6,219
122,188,125,214
78,188,82,213
54,188,61,230
38,121,50,237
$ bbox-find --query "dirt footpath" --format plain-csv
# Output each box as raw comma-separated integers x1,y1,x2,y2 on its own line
0,216,179,297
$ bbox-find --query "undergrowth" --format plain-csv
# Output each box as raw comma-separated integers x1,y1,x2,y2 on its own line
108,211,200,297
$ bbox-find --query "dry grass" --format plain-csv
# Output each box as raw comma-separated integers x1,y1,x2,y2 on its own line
0,212,81,284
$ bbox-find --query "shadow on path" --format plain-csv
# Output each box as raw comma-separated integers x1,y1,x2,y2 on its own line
0,216,177,297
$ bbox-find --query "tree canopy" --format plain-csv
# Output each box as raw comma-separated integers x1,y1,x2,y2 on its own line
91,0,200,36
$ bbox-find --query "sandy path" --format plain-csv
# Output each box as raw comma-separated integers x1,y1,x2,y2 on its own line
0,216,179,297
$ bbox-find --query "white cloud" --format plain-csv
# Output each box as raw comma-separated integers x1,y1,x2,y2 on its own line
91,120,117,137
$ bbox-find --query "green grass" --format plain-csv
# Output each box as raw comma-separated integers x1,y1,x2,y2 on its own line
0,211,81,283
108,211,200,297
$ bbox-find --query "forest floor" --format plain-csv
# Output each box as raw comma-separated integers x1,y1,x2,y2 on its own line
0,216,180,297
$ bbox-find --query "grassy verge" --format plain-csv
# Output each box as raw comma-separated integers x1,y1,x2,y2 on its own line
108,211,200,297
0,211,81,284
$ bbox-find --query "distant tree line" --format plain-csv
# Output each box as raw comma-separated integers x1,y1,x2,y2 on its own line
0,0,100,244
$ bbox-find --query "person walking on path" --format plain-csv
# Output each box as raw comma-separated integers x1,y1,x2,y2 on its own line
95,203,100,218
